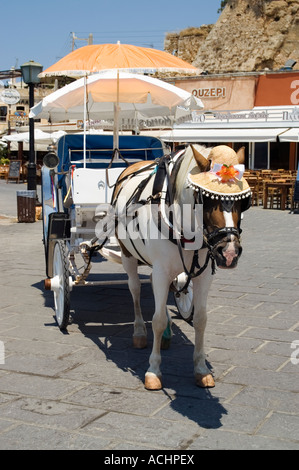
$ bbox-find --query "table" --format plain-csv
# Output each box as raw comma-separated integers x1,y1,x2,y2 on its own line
263,181,293,210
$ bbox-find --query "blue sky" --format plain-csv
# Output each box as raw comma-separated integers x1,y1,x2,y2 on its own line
0,0,221,72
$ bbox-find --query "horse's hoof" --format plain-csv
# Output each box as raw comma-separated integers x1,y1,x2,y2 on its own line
195,373,215,388
145,372,162,391
133,335,147,349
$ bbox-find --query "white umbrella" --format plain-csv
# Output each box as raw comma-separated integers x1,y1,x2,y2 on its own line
30,70,203,158
2,129,51,142
2,129,66,143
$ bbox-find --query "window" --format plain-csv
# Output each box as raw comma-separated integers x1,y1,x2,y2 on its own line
0,106,7,122
254,142,268,169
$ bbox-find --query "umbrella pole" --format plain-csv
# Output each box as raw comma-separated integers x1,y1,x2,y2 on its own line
113,70,120,159
83,75,87,168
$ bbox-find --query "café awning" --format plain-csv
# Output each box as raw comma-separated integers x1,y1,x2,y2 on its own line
160,127,289,143
279,128,299,142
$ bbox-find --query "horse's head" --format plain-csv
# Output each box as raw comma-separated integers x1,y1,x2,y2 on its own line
188,145,251,269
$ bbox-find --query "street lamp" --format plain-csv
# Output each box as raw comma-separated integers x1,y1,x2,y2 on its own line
21,60,43,191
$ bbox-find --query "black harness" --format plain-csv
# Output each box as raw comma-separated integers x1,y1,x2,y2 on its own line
149,153,250,292
143,154,214,292
112,151,250,293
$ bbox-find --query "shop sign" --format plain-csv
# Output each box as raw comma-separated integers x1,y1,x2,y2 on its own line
191,107,299,125
255,73,299,107
291,80,299,105
192,110,269,123
283,107,299,121
1,88,20,105
192,87,226,99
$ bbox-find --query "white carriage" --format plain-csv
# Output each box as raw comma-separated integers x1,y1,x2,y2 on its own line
42,134,193,330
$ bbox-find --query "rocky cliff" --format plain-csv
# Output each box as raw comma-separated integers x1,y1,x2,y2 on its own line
164,25,213,65
165,0,299,73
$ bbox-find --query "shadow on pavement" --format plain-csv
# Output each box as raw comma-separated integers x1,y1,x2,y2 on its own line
33,273,227,430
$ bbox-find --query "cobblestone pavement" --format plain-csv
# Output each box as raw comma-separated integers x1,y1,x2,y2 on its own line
0,180,298,450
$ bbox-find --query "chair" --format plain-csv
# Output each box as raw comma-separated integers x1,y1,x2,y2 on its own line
287,178,297,211
263,178,283,209
0,165,9,179
247,176,261,206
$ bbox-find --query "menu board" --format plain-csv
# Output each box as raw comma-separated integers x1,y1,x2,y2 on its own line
7,160,21,182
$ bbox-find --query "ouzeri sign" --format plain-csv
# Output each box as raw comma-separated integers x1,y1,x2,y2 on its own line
192,87,226,99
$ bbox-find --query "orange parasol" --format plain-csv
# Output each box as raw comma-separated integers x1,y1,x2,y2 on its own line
39,43,200,78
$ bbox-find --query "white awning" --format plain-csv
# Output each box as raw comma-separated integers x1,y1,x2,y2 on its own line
279,128,299,142
160,128,289,143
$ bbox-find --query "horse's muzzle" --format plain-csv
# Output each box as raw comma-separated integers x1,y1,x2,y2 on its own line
215,242,243,269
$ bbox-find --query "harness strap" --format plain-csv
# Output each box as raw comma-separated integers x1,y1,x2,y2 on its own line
152,155,170,201
181,248,216,292
154,155,215,294
125,169,156,207
106,148,130,188
111,161,159,208
112,152,217,292
204,226,241,243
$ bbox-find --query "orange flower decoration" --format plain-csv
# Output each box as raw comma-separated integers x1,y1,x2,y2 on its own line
216,164,240,183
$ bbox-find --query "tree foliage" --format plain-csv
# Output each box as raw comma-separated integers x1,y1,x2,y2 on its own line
218,0,228,13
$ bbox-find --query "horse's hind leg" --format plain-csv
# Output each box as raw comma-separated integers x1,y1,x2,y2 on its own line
121,253,147,349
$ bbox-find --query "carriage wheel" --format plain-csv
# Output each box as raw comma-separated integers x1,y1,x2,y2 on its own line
173,273,194,323
52,240,71,330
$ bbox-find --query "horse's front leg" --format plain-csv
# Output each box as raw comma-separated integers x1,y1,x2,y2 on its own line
192,266,215,388
145,266,170,390
121,252,147,349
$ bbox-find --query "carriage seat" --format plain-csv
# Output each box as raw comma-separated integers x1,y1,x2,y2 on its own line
71,167,123,206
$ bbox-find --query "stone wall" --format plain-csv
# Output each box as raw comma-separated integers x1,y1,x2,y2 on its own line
164,25,212,65
164,0,299,73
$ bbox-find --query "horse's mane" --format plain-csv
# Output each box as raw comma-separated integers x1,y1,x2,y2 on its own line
174,144,212,204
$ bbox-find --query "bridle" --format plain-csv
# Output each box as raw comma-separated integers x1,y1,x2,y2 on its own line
172,195,245,293
196,191,244,254
203,226,242,255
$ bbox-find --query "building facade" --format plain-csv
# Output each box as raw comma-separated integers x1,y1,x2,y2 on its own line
164,70,299,170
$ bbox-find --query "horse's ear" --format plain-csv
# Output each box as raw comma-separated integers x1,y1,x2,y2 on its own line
237,146,245,164
191,145,210,172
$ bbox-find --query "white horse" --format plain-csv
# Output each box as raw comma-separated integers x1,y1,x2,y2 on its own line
109,144,251,390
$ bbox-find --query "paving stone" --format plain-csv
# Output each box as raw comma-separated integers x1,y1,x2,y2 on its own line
0,396,106,429
221,367,299,392
229,386,299,414
65,384,170,416
81,412,200,449
0,371,87,399
208,349,287,371
0,424,113,450
189,429,299,450
256,412,299,442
